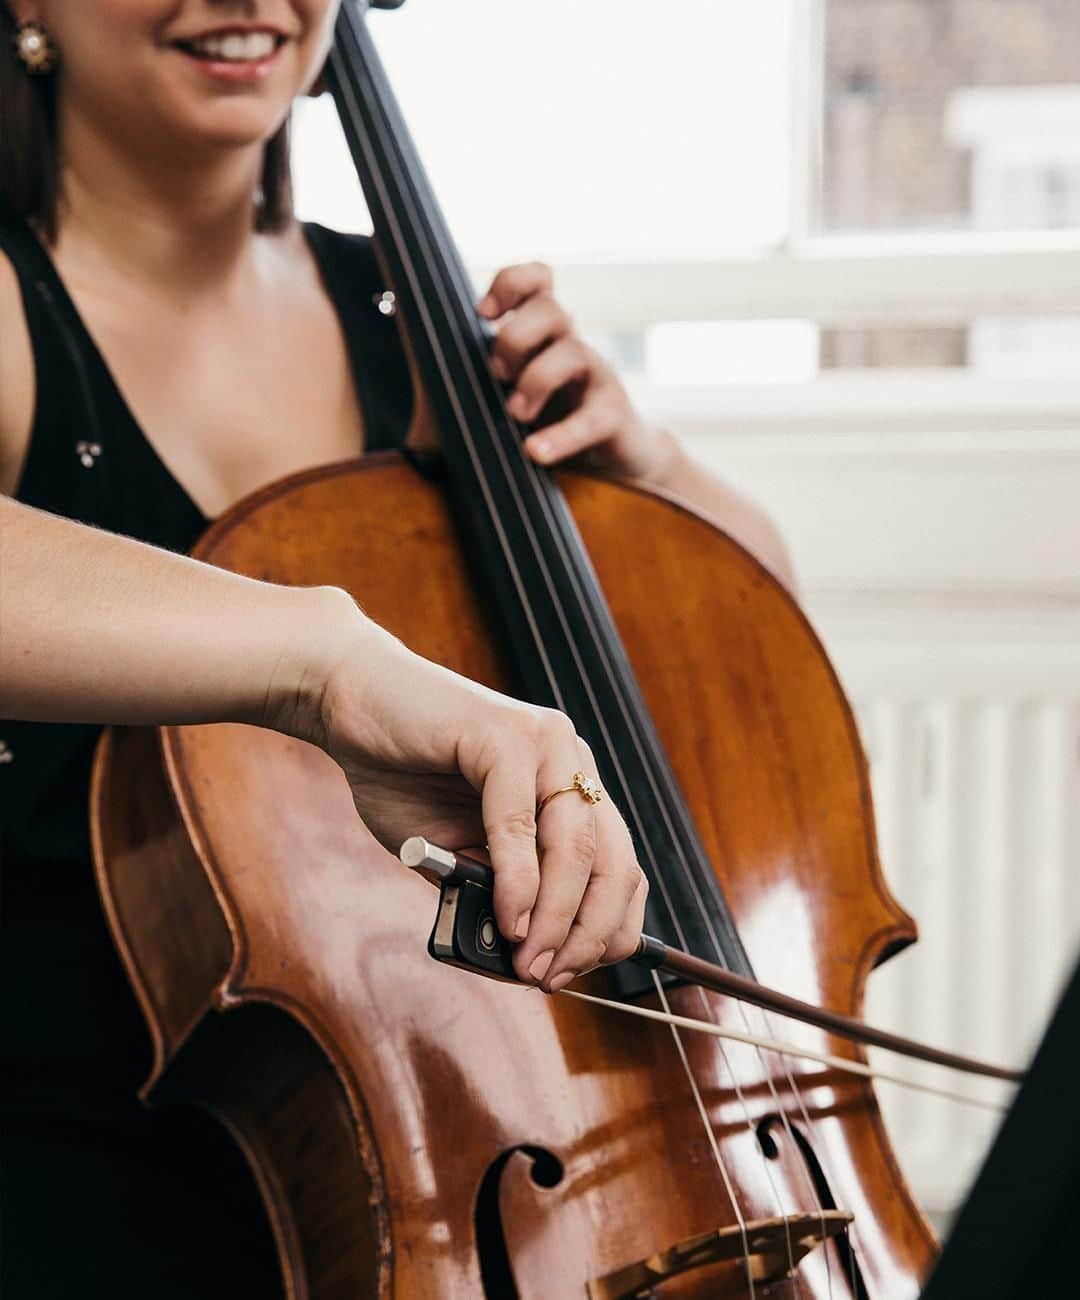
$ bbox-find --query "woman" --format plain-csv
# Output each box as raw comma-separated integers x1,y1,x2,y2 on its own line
0,1,794,1294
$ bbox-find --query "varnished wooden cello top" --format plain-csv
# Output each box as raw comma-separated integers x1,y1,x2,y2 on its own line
94,459,934,1297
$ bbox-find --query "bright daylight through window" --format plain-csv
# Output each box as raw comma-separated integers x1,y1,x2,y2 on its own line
292,0,806,386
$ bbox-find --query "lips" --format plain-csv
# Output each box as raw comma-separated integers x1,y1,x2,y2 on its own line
173,29,285,64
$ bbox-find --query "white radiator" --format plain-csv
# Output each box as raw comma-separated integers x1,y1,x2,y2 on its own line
851,681,1080,1217
681,416,1080,1222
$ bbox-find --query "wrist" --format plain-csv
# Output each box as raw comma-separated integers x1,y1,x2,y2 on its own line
260,584,374,750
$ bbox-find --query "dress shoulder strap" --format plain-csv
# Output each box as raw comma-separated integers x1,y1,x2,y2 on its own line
0,219,106,464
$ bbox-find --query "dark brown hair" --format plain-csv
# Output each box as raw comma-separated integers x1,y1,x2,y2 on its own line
0,5,292,241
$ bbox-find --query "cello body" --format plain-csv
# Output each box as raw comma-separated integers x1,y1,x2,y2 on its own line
92,454,936,1298
92,3,939,1293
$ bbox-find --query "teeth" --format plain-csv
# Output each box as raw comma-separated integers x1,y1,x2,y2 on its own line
188,31,278,61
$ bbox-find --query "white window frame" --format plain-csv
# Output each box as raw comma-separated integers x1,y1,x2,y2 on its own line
462,0,1080,434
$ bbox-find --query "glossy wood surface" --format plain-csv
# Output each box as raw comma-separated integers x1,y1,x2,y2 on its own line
93,454,937,1298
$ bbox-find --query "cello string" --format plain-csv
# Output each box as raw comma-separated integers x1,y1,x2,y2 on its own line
333,33,818,1288
355,88,818,1294
329,58,778,1279
351,124,810,1290
691,980,802,1292
333,20,816,1283
385,143,846,1283
481,419,842,1283
652,972,758,1300
563,990,1013,1114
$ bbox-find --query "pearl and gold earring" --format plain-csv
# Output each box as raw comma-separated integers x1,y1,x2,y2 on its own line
13,20,58,75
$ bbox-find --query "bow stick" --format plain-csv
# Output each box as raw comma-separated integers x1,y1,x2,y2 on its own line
399,837,1023,1086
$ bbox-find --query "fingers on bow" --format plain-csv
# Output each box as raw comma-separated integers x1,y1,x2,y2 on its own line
537,803,646,993
482,713,645,991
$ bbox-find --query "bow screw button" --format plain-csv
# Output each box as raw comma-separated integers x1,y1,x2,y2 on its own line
373,290,397,318
0,740,13,765
478,914,498,953
76,441,102,468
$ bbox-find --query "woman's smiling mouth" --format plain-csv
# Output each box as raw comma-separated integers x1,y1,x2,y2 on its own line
172,27,289,79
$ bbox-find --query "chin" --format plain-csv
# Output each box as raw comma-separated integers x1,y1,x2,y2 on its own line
157,95,294,155
196,109,291,148
143,54,302,151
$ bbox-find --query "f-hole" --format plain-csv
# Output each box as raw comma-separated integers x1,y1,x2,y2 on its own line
758,1115,870,1299
475,1145,564,1298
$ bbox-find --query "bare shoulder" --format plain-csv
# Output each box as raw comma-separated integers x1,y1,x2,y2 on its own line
0,247,35,497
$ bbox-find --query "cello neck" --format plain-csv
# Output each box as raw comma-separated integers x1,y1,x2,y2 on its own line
326,2,753,979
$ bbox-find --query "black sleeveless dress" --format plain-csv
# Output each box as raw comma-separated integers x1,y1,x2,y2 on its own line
0,219,411,1297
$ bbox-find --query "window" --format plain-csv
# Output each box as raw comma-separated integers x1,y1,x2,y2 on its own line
292,0,805,384
821,1,1080,237
295,0,795,262
294,0,1080,389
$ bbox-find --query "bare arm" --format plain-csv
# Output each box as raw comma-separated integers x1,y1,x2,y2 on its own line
0,493,351,730
640,431,797,593
0,497,646,993
0,248,647,992
0,251,34,498
0,249,335,730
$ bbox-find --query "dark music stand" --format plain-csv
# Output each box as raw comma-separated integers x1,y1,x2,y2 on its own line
919,953,1080,1298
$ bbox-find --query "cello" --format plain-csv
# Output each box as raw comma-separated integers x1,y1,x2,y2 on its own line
92,1,948,1294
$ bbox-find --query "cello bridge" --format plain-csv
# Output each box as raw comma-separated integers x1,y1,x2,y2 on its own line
586,1209,854,1299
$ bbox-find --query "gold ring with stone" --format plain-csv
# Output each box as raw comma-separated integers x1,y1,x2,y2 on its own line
536,771,603,816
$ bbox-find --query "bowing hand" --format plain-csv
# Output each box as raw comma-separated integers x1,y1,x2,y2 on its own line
309,613,648,993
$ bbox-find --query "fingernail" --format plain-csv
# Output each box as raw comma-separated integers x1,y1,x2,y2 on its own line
528,949,555,982
508,391,528,416
547,971,576,994
528,437,552,462
515,910,531,940
477,293,496,314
